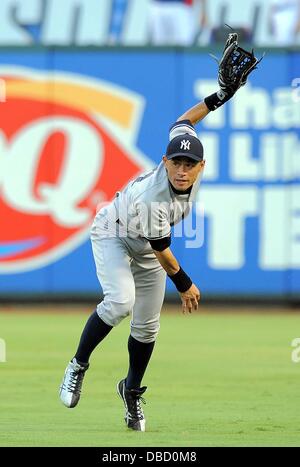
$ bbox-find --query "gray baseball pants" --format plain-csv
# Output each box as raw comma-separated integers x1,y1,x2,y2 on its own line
90,229,166,344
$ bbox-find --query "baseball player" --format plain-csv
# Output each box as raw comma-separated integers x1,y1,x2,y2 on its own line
59,34,261,432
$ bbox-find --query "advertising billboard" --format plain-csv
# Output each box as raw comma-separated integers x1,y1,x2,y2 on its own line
0,49,299,298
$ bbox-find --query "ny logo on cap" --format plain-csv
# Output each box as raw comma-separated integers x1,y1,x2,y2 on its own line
180,139,191,151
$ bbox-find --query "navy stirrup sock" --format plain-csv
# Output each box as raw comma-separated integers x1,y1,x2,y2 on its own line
126,335,155,390
74,310,113,364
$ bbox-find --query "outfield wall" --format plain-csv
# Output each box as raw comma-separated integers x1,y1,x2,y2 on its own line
0,48,299,300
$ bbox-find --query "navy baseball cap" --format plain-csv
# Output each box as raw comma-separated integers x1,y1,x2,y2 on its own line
166,134,204,162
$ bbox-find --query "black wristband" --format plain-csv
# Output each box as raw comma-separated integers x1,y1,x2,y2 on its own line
204,89,234,111
168,267,192,293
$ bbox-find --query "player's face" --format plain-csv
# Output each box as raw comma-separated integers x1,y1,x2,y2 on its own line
163,156,205,191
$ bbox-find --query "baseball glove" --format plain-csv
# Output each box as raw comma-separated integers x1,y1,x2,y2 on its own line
216,32,263,95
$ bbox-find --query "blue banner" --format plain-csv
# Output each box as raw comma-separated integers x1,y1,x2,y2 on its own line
0,49,299,298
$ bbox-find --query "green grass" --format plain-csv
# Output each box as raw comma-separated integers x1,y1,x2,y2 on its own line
1,306,300,447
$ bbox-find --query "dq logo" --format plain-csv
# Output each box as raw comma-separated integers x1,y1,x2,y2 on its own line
0,67,150,273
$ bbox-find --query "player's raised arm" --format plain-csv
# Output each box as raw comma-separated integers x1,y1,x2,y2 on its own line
177,32,262,126
152,247,200,314
177,101,210,126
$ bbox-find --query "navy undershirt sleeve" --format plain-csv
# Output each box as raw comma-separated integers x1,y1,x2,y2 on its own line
148,236,171,252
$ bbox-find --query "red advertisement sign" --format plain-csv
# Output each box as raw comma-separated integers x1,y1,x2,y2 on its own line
0,68,150,272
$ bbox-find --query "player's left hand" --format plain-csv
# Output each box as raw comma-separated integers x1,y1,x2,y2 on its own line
180,283,201,314
217,32,264,96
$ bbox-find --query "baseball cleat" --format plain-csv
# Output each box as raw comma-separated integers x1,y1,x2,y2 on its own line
59,358,89,408
117,379,147,432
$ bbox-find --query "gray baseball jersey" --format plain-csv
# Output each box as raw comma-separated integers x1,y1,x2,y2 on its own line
93,120,202,242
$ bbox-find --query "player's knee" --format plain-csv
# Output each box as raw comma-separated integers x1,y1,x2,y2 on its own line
97,294,135,327
114,297,135,321
130,321,160,343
